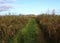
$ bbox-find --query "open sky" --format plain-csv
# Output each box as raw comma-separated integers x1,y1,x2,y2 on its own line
0,0,60,15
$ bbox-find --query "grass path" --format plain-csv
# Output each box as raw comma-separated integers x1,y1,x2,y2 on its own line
21,18,39,43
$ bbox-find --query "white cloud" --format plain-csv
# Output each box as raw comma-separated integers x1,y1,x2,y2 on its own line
0,0,16,12
0,4,13,12
0,0,16,3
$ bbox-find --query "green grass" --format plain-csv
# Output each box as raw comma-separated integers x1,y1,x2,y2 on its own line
21,18,39,43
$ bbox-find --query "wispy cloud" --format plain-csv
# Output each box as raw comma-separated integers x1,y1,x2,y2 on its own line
0,0,16,12
0,0,16,3
0,4,13,12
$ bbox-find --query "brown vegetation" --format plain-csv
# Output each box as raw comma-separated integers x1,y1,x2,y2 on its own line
0,14,60,43
0,15,28,43
37,14,60,43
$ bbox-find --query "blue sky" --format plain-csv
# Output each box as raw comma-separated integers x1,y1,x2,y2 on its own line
0,0,60,15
